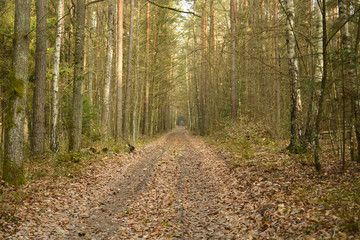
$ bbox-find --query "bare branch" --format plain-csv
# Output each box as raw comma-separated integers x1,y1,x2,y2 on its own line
146,0,201,18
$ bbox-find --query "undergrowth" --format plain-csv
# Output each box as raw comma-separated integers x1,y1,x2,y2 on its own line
208,118,360,236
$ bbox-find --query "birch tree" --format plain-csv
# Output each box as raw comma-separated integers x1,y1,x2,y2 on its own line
50,0,64,153
3,0,31,184
286,0,303,153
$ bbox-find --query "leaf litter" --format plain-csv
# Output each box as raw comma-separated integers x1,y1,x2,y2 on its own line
1,127,360,239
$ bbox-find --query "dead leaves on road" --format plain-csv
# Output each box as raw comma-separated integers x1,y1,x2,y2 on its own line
1,127,360,239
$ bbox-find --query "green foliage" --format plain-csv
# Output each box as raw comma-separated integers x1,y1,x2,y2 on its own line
61,89,100,139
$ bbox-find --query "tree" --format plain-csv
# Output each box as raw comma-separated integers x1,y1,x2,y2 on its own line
285,0,302,153
144,1,151,135
50,0,64,153
102,2,114,135
69,0,86,152
116,0,124,141
199,0,208,136
338,0,359,165
32,0,48,155
124,0,135,139
230,0,237,120
3,0,31,185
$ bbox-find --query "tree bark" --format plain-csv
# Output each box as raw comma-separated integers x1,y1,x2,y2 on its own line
338,0,359,164
102,3,114,135
132,0,141,142
230,0,237,120
144,1,150,135
199,0,208,136
69,0,86,152
274,0,281,135
87,7,97,105
116,0,124,141
124,0,135,139
32,0,47,155
3,0,31,185
50,0,64,153
286,0,303,152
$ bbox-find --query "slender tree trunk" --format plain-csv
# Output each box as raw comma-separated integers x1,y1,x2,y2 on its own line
274,0,281,135
132,0,141,142
87,8,97,105
338,0,358,166
230,0,237,120
144,1,150,135
286,0,303,152
116,0,124,141
50,0,64,153
124,0,135,139
305,2,323,142
149,9,158,136
32,0,47,155
3,0,31,185
199,0,208,136
313,0,327,172
102,3,114,135
69,0,86,152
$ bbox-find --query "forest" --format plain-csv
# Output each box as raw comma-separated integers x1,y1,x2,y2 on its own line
1,0,360,238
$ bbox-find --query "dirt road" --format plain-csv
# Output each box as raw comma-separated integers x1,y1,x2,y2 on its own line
11,127,355,239
68,127,242,239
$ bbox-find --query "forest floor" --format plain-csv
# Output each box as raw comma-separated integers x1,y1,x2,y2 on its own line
1,127,360,239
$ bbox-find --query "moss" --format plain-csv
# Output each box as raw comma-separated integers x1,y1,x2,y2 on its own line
8,70,25,99
2,159,26,185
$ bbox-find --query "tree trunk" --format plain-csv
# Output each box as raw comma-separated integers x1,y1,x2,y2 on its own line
116,0,124,141
124,0,135,139
230,0,237,120
286,0,303,153
69,0,85,152
144,1,150,135
338,0,359,164
132,1,141,142
50,0,64,153
199,0,208,136
32,0,47,155
305,1,323,142
3,0,31,185
274,0,281,135
313,0,327,172
87,7,97,105
102,3,114,135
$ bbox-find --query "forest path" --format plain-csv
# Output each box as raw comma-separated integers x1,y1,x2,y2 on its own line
12,127,261,239
71,127,241,239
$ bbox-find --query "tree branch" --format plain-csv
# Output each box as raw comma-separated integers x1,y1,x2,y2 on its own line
146,0,201,18
326,7,360,47
86,0,104,7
